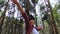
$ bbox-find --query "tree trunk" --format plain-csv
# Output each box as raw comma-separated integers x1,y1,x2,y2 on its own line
47,0,59,34
0,2,8,34
42,20,45,34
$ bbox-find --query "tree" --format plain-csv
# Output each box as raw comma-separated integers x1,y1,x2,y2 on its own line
0,1,8,34
46,0,59,34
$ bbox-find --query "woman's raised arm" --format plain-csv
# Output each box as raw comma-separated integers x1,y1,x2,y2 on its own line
11,0,29,20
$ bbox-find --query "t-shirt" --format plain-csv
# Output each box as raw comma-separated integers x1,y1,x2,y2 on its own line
31,28,39,34
31,25,39,34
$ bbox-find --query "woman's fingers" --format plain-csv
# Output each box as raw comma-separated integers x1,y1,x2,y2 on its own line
11,0,18,4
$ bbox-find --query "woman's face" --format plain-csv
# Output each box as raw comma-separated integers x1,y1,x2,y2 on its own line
29,20,35,25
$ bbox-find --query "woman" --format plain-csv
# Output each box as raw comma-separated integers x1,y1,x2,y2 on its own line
12,0,42,34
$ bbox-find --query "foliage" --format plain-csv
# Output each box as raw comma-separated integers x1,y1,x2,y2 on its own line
53,3,60,18
52,4,60,25
0,9,2,13
31,0,38,4
40,5,45,11
0,0,4,5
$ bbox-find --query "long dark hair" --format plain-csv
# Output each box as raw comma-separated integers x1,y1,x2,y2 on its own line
29,15,34,21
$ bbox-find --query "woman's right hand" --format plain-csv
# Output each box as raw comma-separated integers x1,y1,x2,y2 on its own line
11,0,18,4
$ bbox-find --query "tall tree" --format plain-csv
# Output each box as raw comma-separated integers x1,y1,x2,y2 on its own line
44,0,59,34
0,1,8,34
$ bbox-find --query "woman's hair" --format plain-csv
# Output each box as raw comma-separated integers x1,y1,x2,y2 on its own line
29,15,34,20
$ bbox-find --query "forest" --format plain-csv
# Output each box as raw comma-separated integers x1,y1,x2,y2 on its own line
0,0,60,34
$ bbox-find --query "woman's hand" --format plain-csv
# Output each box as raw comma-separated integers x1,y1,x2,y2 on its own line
11,0,18,4
36,26,42,31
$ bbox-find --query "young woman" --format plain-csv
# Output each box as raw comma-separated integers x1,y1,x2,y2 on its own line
12,0,42,34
